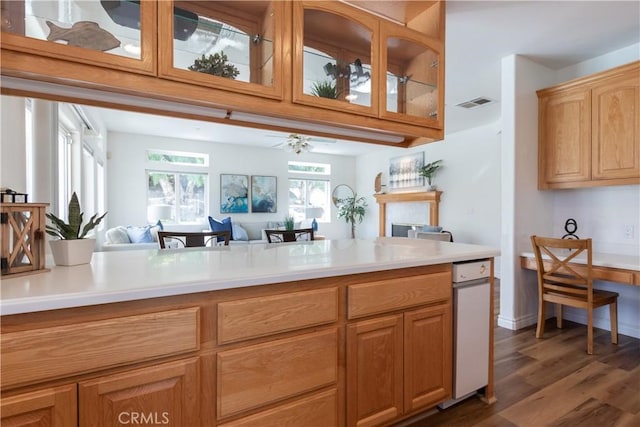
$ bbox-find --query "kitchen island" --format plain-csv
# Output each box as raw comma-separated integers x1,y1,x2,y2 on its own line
1,238,499,427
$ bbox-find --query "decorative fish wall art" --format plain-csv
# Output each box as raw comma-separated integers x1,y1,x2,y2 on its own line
46,21,121,52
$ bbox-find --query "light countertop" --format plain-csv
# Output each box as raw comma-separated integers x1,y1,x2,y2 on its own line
520,251,640,271
1,238,499,316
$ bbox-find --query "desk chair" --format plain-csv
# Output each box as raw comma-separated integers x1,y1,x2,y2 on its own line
157,231,230,248
530,235,618,355
265,228,314,243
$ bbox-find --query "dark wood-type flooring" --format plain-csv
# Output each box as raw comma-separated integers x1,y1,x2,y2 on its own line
405,318,640,427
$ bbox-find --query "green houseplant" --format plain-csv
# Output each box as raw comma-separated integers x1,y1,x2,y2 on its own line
46,192,107,266
283,215,295,231
311,80,339,99
336,193,367,239
188,51,240,79
418,159,443,190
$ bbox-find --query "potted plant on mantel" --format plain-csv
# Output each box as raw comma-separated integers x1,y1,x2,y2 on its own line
336,193,367,239
46,192,107,266
418,159,443,190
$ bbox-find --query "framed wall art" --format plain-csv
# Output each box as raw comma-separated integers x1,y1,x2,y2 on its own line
388,152,425,191
220,174,249,213
251,175,277,213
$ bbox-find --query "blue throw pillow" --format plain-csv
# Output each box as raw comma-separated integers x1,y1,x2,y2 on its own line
208,216,233,240
126,225,154,243
422,225,443,233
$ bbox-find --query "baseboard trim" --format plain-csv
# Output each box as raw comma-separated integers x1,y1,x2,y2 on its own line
497,313,538,330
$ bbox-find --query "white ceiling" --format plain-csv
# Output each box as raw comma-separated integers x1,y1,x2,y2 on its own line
85,0,640,156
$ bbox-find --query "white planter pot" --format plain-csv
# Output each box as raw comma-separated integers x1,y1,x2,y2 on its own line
49,238,95,266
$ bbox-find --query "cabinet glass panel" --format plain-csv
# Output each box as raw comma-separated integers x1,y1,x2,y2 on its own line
303,8,372,107
1,0,142,59
171,2,274,86
386,37,439,120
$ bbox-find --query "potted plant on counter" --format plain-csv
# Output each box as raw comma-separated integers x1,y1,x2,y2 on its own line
46,192,107,266
284,215,295,231
418,159,443,190
336,193,367,239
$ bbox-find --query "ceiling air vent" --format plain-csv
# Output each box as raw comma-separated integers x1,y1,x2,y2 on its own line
456,97,495,109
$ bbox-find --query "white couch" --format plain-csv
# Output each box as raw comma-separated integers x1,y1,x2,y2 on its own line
101,221,289,251
101,224,161,251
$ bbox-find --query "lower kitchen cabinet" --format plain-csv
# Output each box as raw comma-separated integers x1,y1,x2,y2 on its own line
404,304,452,412
79,358,199,427
1,358,198,427
219,389,338,427
347,314,403,427
0,384,77,427
346,304,452,427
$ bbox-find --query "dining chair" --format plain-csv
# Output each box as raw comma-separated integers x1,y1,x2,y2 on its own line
530,235,618,354
157,231,230,248
265,228,314,243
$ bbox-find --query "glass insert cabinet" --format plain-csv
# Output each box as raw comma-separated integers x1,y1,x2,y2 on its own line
0,0,156,73
158,1,283,99
293,1,443,127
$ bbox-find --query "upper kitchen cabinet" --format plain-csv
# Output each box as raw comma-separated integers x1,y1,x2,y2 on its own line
0,0,157,74
293,1,379,116
380,21,444,128
158,1,283,99
538,61,640,189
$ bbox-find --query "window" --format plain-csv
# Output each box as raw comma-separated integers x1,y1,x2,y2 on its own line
56,125,72,219
146,149,209,225
25,99,33,196
288,161,330,224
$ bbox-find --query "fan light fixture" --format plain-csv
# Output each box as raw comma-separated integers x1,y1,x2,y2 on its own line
287,134,311,154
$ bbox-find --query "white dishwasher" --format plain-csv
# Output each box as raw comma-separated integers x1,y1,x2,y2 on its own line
438,259,491,409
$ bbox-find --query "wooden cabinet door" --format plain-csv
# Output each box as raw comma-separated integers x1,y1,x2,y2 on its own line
592,73,640,180
0,384,76,427
78,358,199,427
346,314,403,427
404,304,452,414
538,88,592,187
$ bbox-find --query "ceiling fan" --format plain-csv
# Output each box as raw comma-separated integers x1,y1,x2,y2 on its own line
267,133,337,153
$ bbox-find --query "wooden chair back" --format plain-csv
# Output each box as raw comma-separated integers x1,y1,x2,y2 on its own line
265,228,314,243
530,235,618,354
531,236,592,302
157,231,230,249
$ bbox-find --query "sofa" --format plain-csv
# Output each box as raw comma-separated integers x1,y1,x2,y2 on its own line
101,223,163,251
210,218,304,245
101,219,295,251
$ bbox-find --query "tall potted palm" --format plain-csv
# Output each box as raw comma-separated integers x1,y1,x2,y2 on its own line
46,192,107,266
336,193,367,239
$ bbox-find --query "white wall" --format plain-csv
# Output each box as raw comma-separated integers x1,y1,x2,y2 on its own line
498,55,556,330
0,96,26,193
107,132,357,239
355,122,503,270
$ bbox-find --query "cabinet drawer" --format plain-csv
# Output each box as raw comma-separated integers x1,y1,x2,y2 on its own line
1,307,200,388
348,272,451,319
219,389,338,427
217,329,337,418
218,288,338,344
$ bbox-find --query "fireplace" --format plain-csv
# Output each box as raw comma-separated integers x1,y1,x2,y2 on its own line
391,223,427,237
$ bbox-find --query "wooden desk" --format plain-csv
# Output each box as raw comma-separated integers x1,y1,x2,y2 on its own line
520,252,640,286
